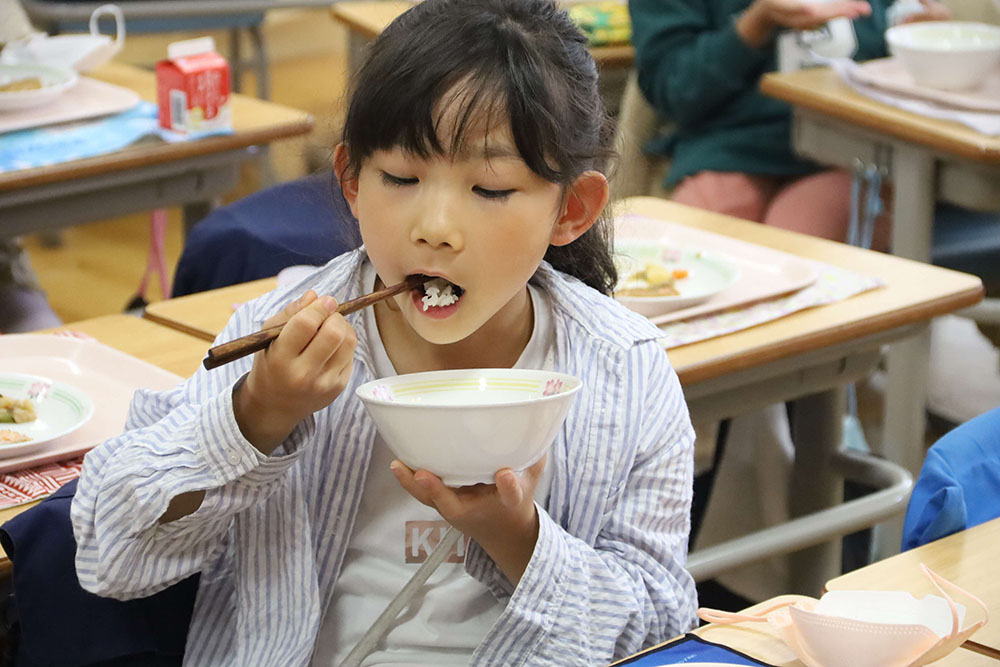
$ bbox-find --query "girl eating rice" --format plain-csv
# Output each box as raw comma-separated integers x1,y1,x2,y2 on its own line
71,1,698,664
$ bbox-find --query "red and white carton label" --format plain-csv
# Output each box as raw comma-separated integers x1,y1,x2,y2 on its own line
156,37,232,135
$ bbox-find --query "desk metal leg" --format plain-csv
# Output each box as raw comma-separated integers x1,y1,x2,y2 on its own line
788,387,844,596
873,143,937,560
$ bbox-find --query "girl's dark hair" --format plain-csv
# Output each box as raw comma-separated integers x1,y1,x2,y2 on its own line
340,0,618,294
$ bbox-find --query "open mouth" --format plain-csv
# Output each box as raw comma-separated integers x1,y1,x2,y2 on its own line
408,273,465,312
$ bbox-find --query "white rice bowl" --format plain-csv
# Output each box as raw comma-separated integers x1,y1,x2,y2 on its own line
356,368,582,486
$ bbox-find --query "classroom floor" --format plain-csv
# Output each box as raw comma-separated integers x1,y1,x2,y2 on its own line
21,8,347,322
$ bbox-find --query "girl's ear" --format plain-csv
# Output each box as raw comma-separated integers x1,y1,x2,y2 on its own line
333,143,360,217
550,171,609,247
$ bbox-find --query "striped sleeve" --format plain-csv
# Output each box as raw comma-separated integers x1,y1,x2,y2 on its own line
472,341,698,665
70,302,312,600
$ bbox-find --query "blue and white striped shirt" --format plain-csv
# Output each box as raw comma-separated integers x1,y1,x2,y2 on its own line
71,249,698,666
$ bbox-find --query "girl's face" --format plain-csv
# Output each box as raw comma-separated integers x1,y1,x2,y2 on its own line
336,93,608,367
338,109,580,351
353,131,560,346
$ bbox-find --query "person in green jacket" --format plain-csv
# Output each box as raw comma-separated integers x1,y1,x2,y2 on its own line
628,0,948,247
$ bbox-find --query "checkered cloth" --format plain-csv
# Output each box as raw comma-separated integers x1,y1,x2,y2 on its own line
0,456,84,509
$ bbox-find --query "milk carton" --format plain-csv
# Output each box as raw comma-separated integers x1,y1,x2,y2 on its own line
156,37,231,135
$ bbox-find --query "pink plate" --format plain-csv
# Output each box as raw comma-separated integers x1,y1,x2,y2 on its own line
0,334,181,474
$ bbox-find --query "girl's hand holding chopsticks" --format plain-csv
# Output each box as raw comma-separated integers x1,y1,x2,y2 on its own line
232,289,358,454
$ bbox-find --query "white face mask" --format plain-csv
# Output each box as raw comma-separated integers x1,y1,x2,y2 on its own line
698,565,989,667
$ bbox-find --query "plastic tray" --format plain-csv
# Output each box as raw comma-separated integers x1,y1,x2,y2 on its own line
0,334,181,473
615,215,823,326
0,76,140,134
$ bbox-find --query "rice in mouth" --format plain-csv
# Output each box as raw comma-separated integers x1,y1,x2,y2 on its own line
412,274,464,311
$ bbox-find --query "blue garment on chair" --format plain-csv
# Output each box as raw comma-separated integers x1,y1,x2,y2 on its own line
931,203,1000,292
172,173,361,297
0,479,198,667
901,407,1000,551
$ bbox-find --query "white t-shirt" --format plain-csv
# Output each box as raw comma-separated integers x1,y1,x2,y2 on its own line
312,262,555,666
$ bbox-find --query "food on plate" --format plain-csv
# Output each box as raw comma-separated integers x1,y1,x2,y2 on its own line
615,262,688,297
0,429,30,445
0,394,37,423
0,77,44,92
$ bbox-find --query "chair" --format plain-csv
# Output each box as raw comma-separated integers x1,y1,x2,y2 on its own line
609,69,672,201
0,480,198,667
901,406,1000,550
171,172,361,297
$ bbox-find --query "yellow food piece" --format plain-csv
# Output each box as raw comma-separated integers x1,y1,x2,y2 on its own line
0,394,37,424
643,262,673,287
626,263,675,287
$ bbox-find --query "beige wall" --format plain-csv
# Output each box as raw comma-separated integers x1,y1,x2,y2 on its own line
940,0,1000,22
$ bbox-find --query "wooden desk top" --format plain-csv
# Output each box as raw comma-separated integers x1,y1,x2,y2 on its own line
613,595,995,666
144,278,278,341
329,1,635,68
141,197,984,386
0,62,315,193
629,198,982,385
0,316,210,575
48,315,212,378
826,517,1000,657
760,66,1000,164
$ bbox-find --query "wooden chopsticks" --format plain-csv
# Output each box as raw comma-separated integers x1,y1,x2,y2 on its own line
202,277,420,370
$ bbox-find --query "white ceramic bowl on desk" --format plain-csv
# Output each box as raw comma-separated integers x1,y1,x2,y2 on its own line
357,368,582,487
885,21,1000,91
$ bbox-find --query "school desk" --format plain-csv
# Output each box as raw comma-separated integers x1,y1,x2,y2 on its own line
329,1,635,72
144,277,278,341
826,517,1000,659
141,196,983,594
0,315,211,576
0,62,313,237
613,594,999,666
760,66,1000,559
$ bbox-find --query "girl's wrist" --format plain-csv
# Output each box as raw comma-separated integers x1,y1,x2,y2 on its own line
474,509,540,586
233,375,297,455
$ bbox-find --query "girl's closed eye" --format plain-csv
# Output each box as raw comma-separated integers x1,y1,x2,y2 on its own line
472,185,515,200
380,171,419,187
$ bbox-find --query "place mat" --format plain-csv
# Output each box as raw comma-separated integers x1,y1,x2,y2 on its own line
827,57,1000,136
615,215,825,325
0,455,83,510
659,263,884,349
0,76,140,135
850,57,1000,113
0,100,233,174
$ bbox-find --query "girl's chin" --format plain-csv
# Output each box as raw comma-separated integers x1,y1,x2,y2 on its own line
403,308,479,346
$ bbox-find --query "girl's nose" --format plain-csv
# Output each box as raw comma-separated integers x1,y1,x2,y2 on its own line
410,198,463,251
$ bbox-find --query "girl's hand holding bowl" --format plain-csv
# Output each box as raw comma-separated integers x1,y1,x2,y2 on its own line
235,289,358,453
391,456,546,584
358,368,582,581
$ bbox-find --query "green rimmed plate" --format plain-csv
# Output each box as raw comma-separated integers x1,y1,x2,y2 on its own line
0,372,94,458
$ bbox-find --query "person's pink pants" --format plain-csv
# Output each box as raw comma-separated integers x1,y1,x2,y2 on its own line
671,170,891,250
